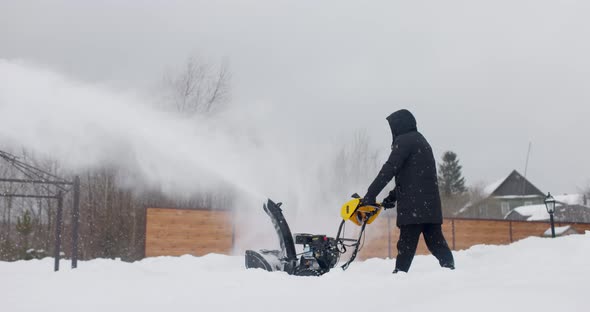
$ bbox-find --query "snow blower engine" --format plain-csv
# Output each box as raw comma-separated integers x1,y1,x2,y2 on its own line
245,194,382,276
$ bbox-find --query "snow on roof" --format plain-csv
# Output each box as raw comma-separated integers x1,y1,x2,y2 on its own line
544,225,574,236
483,178,505,196
494,195,541,199
512,203,563,221
554,194,586,206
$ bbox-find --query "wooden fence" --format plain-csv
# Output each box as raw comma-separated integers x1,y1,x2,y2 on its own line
144,208,590,259
145,208,233,257
359,216,590,259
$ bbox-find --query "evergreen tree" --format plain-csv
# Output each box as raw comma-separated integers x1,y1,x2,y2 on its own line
438,151,467,197
16,210,33,260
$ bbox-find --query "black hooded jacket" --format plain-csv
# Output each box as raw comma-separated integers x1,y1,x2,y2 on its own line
364,109,443,226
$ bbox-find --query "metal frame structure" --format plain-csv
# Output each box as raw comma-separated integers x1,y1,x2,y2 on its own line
0,150,80,271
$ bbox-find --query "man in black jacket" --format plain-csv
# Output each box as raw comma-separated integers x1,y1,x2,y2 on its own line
362,109,454,273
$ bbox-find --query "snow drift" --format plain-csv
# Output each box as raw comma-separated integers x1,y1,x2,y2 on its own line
2,233,589,312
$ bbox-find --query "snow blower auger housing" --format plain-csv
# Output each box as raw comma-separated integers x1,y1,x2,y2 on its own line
245,194,382,276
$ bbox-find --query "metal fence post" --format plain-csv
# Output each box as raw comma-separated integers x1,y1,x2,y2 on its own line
54,192,63,272
451,219,456,250
71,176,80,269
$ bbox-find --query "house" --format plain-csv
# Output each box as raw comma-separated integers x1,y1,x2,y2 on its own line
457,170,545,219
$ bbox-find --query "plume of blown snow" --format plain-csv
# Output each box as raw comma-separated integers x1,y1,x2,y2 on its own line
0,60,381,248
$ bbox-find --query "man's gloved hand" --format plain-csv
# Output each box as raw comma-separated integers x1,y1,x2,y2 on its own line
381,189,397,210
360,196,377,207
382,197,396,210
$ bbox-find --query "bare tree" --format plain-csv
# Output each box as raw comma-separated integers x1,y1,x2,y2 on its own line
441,182,486,217
0,157,21,240
329,130,381,198
161,57,231,115
157,56,235,221
468,182,487,203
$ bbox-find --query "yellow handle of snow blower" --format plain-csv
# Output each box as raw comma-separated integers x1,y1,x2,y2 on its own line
340,198,382,226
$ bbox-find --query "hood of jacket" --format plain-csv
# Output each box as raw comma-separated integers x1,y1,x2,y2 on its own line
386,109,417,140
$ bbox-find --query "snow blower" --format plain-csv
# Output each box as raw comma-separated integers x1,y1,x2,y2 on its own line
245,194,382,276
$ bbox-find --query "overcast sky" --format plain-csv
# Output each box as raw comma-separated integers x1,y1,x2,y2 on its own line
1,0,590,194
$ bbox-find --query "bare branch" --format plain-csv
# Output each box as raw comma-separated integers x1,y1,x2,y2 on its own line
161,56,231,116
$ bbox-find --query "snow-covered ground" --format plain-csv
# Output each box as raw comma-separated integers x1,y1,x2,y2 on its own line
3,234,589,312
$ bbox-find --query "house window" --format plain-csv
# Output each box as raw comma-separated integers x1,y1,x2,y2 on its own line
501,201,510,216
524,201,533,206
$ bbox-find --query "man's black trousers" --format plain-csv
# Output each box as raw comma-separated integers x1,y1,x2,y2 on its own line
395,223,454,272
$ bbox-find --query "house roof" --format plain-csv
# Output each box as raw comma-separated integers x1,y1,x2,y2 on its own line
483,179,504,196
485,170,544,197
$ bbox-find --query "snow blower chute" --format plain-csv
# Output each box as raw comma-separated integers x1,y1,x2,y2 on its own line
245,194,382,276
